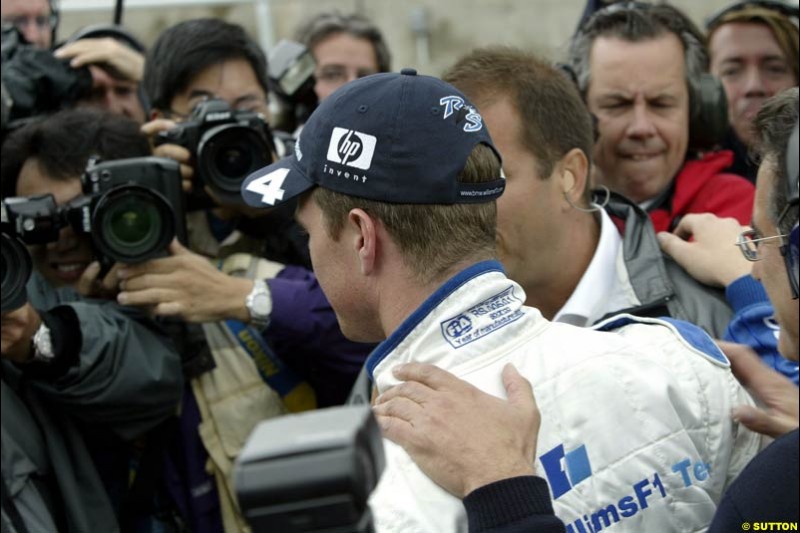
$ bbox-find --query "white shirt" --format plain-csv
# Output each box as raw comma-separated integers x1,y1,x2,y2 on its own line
553,209,630,327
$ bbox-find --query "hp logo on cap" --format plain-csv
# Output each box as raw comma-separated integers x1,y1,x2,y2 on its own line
326,127,377,170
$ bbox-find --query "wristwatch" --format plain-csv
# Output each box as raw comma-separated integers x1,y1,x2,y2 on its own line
31,322,55,363
245,279,272,329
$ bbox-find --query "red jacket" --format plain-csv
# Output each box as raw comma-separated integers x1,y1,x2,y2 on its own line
649,150,755,233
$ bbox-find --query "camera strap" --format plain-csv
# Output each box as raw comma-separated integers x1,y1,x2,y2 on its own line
224,319,316,413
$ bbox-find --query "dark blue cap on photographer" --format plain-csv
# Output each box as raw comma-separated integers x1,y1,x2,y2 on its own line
241,68,504,208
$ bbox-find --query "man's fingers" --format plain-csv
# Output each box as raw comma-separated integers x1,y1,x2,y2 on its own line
376,380,435,406
392,362,461,391
119,272,174,292
372,396,424,425
153,301,184,317
374,414,415,447
101,264,124,292
118,256,183,280
657,231,692,265
502,363,536,411
723,341,793,393
168,238,190,256
76,261,102,296
153,143,192,164
141,119,177,137
117,287,175,307
670,214,703,240
733,405,798,439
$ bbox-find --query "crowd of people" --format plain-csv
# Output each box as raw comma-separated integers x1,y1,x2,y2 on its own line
0,0,797,532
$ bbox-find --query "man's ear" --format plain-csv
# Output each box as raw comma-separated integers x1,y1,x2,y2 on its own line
348,208,378,275
559,147,590,207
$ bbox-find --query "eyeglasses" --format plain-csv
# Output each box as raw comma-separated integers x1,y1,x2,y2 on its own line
2,14,58,31
735,228,789,261
314,65,378,84
164,95,269,122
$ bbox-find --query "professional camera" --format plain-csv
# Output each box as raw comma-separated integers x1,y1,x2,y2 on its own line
155,98,275,204
1,194,62,312
1,25,92,132
75,156,187,265
268,39,318,132
235,405,385,533
2,157,185,273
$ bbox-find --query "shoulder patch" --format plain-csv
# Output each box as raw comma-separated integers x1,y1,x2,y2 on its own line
594,313,729,366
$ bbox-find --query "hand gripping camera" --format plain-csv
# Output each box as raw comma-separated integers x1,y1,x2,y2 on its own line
1,157,186,306
74,156,187,266
155,98,276,204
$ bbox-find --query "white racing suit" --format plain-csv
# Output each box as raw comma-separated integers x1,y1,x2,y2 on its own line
368,261,761,533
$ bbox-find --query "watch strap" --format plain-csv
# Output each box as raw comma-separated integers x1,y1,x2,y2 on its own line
246,279,272,329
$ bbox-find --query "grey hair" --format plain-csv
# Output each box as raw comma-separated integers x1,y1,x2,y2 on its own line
754,87,799,235
295,11,391,73
568,3,708,101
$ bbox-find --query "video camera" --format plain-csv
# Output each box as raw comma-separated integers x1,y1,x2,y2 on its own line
155,98,275,204
235,405,385,533
0,157,186,301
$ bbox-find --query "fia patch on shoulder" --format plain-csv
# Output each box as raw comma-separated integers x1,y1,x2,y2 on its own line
440,286,524,349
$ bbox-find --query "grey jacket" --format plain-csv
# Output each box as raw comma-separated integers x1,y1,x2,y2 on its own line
1,273,183,533
601,190,733,337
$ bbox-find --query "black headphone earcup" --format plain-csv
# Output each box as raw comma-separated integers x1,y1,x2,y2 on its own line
689,73,728,151
787,223,799,298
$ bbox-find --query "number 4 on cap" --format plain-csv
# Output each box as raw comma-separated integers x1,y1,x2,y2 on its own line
246,168,289,205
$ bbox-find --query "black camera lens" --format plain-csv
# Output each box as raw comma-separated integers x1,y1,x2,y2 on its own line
92,186,175,264
198,124,270,194
1,233,32,313
216,145,253,180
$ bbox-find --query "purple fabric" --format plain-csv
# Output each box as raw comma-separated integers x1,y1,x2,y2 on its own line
163,386,223,533
266,266,374,406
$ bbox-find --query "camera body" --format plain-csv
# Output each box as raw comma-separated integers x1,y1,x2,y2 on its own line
235,405,385,533
155,98,274,203
267,40,318,132
2,156,185,288
1,199,37,312
74,156,187,265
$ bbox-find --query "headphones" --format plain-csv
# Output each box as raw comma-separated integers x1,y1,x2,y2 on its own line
705,0,800,30
48,0,60,46
63,23,150,116
688,72,728,151
573,2,729,150
783,121,799,299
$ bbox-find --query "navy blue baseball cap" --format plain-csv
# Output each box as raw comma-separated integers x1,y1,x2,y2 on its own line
241,68,504,208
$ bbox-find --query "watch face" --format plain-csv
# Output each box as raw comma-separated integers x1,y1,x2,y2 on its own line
252,293,271,315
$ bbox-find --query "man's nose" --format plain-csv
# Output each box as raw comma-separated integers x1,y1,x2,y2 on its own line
742,66,767,97
22,24,47,48
626,102,657,139
47,226,78,251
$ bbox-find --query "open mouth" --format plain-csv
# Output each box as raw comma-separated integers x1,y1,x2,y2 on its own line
51,262,89,282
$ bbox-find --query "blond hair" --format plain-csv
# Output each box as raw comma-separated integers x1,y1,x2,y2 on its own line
312,143,500,283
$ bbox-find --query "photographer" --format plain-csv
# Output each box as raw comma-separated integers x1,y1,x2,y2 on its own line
129,18,371,532
0,109,184,532
295,11,391,105
1,21,146,150
55,23,148,123
1,0,55,50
